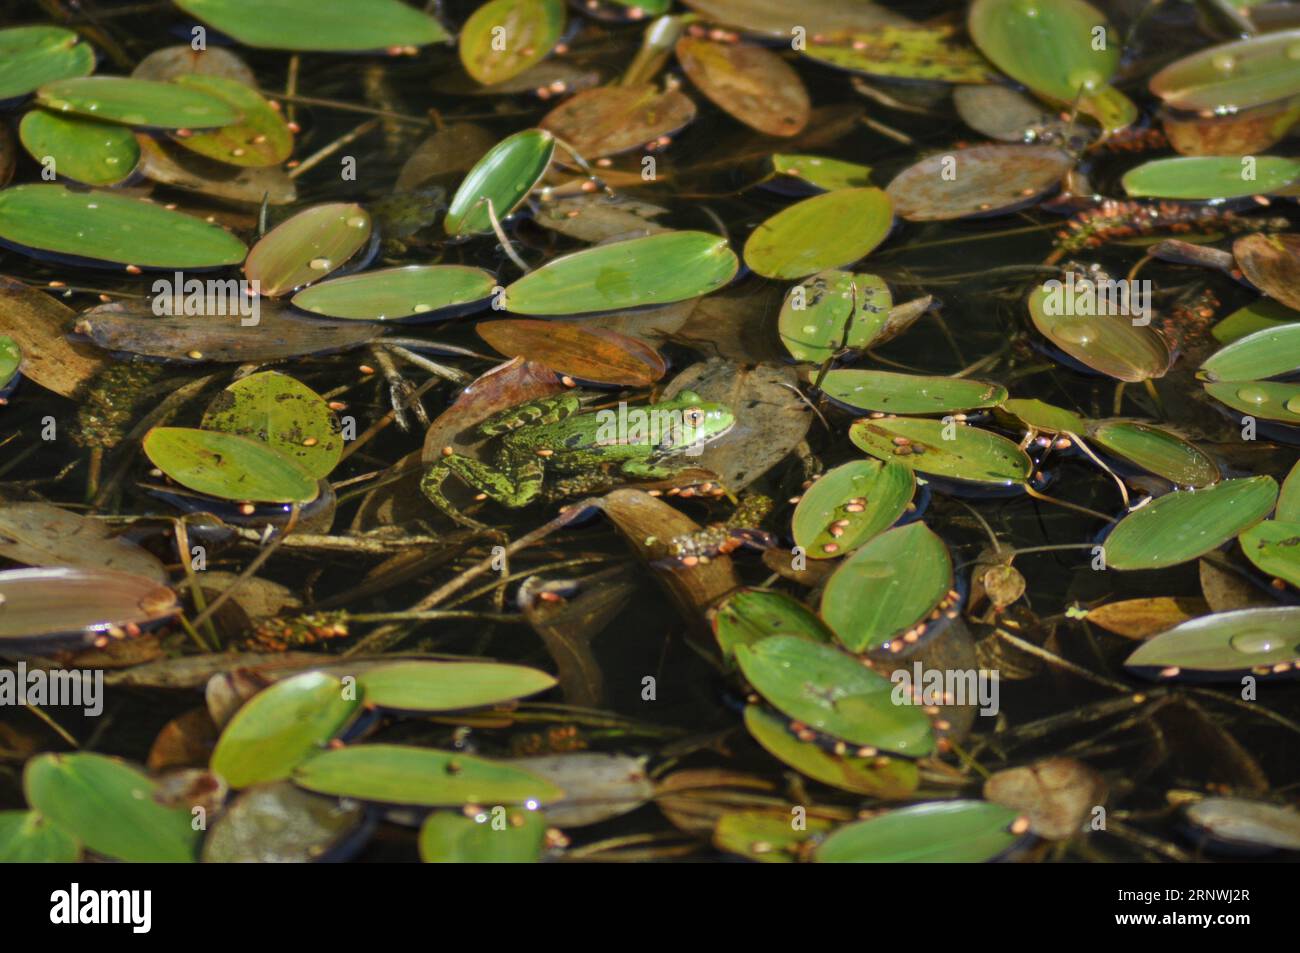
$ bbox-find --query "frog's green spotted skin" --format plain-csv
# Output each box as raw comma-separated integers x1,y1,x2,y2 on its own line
421,391,735,527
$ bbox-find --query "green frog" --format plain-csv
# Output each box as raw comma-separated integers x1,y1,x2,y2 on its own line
421,390,736,528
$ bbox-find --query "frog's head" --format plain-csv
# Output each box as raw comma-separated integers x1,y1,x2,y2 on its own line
655,390,734,455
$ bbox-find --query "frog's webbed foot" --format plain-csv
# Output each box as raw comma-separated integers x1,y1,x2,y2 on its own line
647,491,778,566
478,392,582,437
421,453,546,528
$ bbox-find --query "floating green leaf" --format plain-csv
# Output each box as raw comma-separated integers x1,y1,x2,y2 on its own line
0,811,80,863
792,459,914,559
714,807,834,862
419,807,545,862
743,188,892,280
850,416,1033,487
1125,606,1300,677
778,270,890,362
1212,299,1298,345
294,265,496,320
821,523,952,654
244,202,372,296
18,109,139,187
171,74,293,167
803,25,994,84
1204,379,1300,425
210,672,361,788
1028,279,1171,382
743,706,919,798
0,26,95,102
1238,519,1300,588
712,589,835,659
142,426,320,504
771,154,871,192
969,0,1119,107
504,230,738,314
1279,460,1300,523
1088,420,1220,488
1000,398,1087,435
1201,322,1300,383
0,184,246,268
0,335,19,386
292,744,564,807
1150,28,1300,113
174,0,450,51
357,661,556,712
821,370,1007,415
444,128,555,236
459,0,565,86
815,800,1025,862
36,76,240,129
1122,156,1300,200
24,753,200,862
734,636,935,755
201,371,343,480
1104,476,1277,571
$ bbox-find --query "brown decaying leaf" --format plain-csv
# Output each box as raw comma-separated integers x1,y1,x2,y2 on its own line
676,37,809,137
476,319,666,387
983,757,1107,841
540,83,697,158
1086,596,1210,639
0,276,110,398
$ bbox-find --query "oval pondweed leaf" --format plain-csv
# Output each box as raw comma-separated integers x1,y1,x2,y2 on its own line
0,335,20,387
477,319,666,386
504,230,738,314
733,635,935,755
419,807,545,862
1204,379,1300,425
714,807,835,862
356,660,557,712
293,264,496,320
771,154,871,192
742,705,920,799
815,800,1026,863
778,270,891,362
24,753,201,863
0,566,177,654
1200,321,1300,383
886,144,1073,222
675,36,810,138
0,811,81,863
1000,398,1087,436
1087,420,1221,488
36,76,242,129
1104,475,1278,571
1279,460,1300,523
209,672,362,788
169,75,294,167
820,522,953,655
244,202,372,296
142,426,320,504
539,83,696,159
173,0,451,51
1125,606,1300,679
1233,233,1300,312
0,184,247,269
802,25,995,84
711,588,836,659
1238,519,1300,589
1028,279,1171,382
1122,155,1300,200
202,781,368,863
200,370,344,480
849,416,1033,487
0,26,95,101
792,459,914,560
743,187,893,280
460,0,565,87
18,109,139,187
291,744,564,807
820,369,1007,416
1211,299,1299,346
445,128,555,237
1150,28,1300,114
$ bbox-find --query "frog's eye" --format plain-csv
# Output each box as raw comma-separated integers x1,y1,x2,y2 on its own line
685,408,704,426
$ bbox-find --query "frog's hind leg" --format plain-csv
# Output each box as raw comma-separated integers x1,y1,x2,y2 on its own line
477,392,582,436
421,453,546,528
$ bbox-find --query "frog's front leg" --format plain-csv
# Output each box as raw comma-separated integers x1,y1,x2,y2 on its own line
617,459,683,481
421,452,546,528
477,393,581,436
